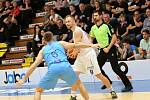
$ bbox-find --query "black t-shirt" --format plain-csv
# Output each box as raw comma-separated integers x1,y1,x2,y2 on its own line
52,24,68,35
109,18,119,33
129,1,143,14
129,17,144,35
113,1,129,17
117,21,129,36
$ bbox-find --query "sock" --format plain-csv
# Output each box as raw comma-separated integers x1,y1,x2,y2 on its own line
71,90,77,97
108,86,114,92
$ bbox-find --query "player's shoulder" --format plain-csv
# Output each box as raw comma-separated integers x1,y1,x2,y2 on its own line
74,26,83,34
75,26,82,31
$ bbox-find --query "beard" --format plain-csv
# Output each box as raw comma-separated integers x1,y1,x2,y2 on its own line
94,18,98,23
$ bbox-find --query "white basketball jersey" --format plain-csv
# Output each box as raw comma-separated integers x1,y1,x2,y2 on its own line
73,26,93,56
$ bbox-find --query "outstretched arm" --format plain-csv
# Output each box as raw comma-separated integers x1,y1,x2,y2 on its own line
60,41,99,50
16,50,43,85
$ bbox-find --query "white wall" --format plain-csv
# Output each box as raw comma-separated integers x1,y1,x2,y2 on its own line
0,59,150,87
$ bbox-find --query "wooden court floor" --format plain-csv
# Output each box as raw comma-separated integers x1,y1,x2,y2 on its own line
0,92,149,100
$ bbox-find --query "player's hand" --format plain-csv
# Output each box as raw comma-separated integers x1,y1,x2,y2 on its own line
68,53,77,59
67,48,79,59
103,48,110,53
16,79,24,87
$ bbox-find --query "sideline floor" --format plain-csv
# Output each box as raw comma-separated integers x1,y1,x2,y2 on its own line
0,92,149,100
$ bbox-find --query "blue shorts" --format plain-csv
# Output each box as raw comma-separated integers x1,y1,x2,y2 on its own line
38,62,78,90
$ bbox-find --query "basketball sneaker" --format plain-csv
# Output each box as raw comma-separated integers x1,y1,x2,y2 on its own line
70,96,77,100
110,91,117,99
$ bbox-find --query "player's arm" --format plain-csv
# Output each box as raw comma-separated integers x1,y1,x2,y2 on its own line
73,30,83,43
60,41,99,50
17,50,43,85
88,36,95,43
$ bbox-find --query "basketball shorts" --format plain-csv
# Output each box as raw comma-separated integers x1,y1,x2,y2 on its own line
38,62,78,90
73,49,101,75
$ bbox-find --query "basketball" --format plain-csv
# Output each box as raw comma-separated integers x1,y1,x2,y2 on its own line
67,48,79,59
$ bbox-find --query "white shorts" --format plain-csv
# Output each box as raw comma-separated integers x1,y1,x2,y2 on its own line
73,48,101,75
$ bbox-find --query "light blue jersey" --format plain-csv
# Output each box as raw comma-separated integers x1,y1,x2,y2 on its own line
42,42,68,66
38,42,78,90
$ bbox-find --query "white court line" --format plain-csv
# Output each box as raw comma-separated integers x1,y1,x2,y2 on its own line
0,87,71,95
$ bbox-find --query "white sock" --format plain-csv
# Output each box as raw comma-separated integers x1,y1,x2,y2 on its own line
108,86,114,92
71,90,77,97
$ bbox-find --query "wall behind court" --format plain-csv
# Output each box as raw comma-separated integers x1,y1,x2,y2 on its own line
0,59,150,87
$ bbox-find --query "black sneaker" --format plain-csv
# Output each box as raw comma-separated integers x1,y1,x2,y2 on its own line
110,91,117,99
121,86,133,92
101,85,107,89
101,83,112,90
70,96,77,100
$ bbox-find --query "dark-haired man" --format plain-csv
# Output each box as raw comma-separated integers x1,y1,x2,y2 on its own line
90,10,133,92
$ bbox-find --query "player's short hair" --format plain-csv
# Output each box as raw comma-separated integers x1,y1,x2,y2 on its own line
43,31,53,42
65,15,75,21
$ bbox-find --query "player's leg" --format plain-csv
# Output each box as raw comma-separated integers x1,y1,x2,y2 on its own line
61,64,89,100
75,72,89,100
95,73,117,99
37,69,58,99
97,49,112,89
34,88,44,100
95,73,112,89
73,58,89,100
91,51,117,99
71,79,89,100
91,53,113,90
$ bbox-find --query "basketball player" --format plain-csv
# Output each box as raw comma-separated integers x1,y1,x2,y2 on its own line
65,15,117,99
16,32,99,100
